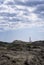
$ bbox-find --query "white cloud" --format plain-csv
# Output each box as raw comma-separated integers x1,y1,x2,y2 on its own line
0,5,18,14
0,16,4,19
0,0,44,31
4,0,15,4
0,20,44,31
15,0,28,3
27,7,36,12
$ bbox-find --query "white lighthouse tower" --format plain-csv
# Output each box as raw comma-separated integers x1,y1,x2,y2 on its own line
29,37,31,43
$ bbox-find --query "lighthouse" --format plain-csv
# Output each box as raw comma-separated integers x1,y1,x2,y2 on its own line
29,37,31,43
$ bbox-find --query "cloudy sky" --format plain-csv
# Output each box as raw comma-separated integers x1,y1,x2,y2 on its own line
0,0,44,42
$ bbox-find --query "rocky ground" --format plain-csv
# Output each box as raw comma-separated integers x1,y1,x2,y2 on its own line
0,47,44,65
0,41,44,65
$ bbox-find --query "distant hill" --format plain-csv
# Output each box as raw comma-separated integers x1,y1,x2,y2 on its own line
0,40,44,50
32,41,44,46
0,41,9,47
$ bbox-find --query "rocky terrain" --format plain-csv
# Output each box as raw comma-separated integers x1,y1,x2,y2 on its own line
0,40,44,65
